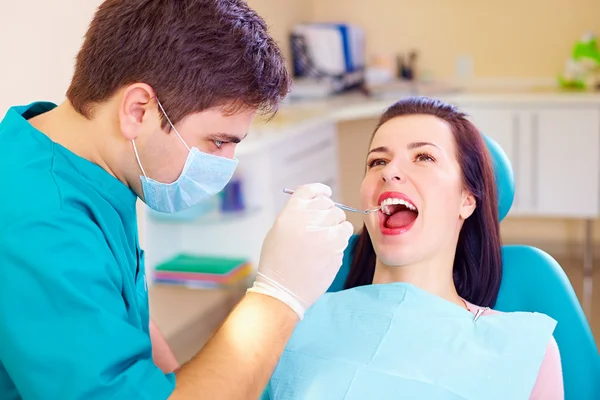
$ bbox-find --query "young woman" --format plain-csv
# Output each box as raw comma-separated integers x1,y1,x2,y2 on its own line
262,97,563,399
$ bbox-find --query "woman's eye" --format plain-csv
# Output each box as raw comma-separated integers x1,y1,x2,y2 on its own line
214,140,223,148
415,152,435,162
367,158,387,168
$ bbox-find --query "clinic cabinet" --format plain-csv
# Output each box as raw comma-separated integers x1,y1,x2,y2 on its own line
458,102,600,219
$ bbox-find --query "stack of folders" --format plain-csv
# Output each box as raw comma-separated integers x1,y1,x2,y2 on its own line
291,23,365,77
289,23,365,98
154,254,253,289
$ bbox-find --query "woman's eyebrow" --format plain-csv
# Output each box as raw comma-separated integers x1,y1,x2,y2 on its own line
368,142,442,154
407,141,440,150
367,146,390,155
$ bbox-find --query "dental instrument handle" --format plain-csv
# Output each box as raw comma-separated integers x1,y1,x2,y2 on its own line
332,203,363,214
282,188,375,215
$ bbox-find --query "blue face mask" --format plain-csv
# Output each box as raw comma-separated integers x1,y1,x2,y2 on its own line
132,99,239,214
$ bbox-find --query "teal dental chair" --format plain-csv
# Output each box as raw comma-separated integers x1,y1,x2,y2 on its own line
328,135,600,400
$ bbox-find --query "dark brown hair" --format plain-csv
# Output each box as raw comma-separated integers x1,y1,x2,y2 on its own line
345,97,503,308
66,0,290,126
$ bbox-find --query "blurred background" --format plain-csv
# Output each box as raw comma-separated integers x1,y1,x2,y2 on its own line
1,0,599,364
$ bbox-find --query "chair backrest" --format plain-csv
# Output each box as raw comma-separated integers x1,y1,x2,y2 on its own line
328,135,600,400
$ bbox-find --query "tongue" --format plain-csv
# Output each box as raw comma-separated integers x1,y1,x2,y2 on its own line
385,210,418,229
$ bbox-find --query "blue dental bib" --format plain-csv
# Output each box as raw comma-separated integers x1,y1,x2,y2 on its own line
264,283,556,400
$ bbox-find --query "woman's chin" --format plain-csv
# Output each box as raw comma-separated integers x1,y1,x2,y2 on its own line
375,246,419,267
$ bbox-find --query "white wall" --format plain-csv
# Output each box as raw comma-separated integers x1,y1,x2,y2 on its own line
0,1,103,115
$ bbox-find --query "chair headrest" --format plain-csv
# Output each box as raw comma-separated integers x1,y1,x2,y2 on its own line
482,135,514,222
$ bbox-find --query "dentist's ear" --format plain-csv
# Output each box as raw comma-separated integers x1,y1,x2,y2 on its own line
118,83,158,141
459,191,476,220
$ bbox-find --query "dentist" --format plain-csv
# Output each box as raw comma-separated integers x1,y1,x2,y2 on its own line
0,0,353,399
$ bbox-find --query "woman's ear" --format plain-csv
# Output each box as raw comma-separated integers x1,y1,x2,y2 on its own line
459,191,476,220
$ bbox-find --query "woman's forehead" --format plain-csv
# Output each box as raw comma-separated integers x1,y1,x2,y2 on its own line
372,114,455,149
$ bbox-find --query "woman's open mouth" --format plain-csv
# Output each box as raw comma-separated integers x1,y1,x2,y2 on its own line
377,192,419,235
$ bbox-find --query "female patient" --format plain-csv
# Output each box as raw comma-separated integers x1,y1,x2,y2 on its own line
263,97,563,399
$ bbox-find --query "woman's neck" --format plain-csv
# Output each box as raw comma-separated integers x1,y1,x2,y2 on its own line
372,258,467,310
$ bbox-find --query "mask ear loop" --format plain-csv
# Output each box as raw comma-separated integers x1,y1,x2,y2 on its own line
133,97,191,179
132,140,147,178
156,98,191,152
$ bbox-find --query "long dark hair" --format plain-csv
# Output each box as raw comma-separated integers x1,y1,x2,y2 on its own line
344,97,503,308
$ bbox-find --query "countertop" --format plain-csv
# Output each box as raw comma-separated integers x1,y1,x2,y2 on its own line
235,82,600,155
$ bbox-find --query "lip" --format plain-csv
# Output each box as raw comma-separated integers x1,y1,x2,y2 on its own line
376,191,418,236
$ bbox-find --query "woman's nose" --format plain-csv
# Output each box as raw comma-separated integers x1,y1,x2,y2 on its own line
381,164,404,182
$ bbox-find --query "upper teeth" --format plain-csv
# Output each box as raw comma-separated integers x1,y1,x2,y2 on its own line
380,198,417,214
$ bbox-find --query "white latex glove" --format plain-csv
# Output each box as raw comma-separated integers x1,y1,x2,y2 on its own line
247,183,354,319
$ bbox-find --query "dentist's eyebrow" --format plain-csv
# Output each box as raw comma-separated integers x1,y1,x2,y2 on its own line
209,132,248,143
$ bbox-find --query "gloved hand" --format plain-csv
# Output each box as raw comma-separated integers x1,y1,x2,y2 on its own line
248,183,354,319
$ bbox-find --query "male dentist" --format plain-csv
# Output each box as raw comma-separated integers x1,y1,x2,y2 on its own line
0,0,353,399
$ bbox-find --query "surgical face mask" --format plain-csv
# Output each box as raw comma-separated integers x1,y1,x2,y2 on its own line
132,99,239,214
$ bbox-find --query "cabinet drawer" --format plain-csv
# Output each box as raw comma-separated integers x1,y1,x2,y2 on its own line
460,106,523,212
276,158,339,195
458,103,600,218
532,107,600,217
273,159,339,213
275,144,337,184
270,123,337,183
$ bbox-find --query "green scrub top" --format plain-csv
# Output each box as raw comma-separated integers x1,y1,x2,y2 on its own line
0,103,176,399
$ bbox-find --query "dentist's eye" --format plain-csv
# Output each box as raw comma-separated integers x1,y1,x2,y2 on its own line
367,158,387,168
415,152,435,162
214,140,223,148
